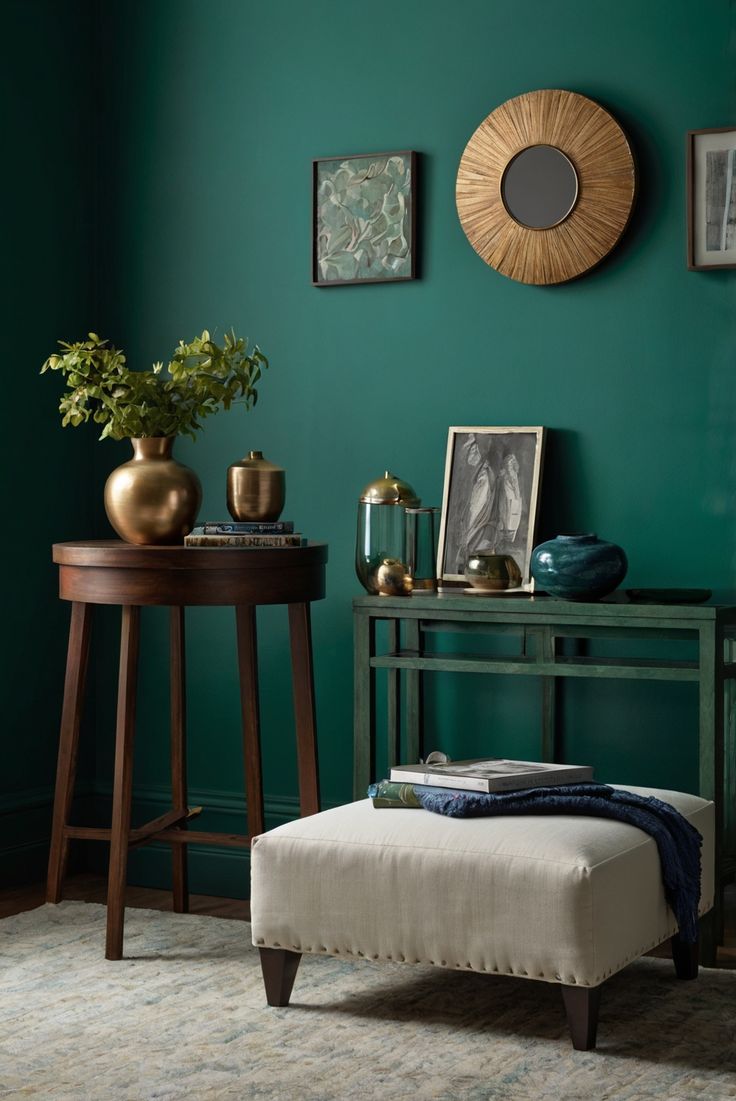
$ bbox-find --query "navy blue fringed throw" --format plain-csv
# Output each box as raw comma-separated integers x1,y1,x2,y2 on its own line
417,783,703,943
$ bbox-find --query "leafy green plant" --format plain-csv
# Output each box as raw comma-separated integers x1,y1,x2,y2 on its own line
41,330,268,440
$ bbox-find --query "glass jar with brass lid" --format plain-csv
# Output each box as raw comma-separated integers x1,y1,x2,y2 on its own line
355,471,420,595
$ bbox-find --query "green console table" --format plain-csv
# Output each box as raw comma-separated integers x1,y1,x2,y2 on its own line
353,590,736,963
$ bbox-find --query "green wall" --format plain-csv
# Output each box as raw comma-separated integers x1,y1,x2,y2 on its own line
0,0,98,883
4,0,735,894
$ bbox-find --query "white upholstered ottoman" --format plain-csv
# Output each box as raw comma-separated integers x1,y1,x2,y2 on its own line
250,785,714,1050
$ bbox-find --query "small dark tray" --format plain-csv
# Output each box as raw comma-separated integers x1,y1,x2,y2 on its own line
625,588,712,604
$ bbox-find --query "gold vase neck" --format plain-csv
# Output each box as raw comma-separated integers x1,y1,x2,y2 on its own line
233,450,283,472
131,437,174,461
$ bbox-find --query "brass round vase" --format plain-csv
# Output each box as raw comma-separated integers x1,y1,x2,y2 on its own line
464,552,522,591
104,437,202,545
227,450,285,522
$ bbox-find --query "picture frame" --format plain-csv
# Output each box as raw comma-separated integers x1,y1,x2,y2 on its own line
312,150,416,286
437,426,546,588
687,127,736,270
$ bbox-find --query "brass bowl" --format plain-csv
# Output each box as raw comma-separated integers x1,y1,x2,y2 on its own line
464,553,522,591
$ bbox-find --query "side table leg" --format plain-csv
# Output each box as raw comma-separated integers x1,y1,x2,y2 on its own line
46,602,93,904
106,605,141,961
288,602,320,817
170,606,189,913
236,605,265,838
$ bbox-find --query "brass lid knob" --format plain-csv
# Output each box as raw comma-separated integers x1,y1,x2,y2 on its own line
359,471,420,506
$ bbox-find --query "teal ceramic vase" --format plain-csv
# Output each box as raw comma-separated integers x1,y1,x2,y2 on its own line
530,533,627,601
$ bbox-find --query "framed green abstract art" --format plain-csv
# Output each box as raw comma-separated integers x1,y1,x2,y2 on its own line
312,150,416,286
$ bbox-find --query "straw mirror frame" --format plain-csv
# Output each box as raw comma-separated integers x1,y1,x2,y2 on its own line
456,89,637,285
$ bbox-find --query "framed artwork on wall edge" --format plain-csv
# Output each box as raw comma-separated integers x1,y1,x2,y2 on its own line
312,150,416,286
687,127,736,270
437,426,546,590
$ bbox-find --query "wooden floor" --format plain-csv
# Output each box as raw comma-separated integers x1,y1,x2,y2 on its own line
0,874,250,923
1,874,734,967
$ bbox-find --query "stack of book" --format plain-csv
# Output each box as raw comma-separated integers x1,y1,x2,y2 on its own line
184,520,305,548
370,757,594,808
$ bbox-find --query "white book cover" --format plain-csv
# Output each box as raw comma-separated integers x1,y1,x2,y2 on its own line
389,758,594,793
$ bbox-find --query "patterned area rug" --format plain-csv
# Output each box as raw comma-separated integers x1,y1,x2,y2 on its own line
1,902,735,1100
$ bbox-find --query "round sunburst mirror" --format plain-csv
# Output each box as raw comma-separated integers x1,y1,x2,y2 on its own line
456,90,636,285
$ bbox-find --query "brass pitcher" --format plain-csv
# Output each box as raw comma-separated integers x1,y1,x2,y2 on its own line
104,437,202,545
227,450,285,522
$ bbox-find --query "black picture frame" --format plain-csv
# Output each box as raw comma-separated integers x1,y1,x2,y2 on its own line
312,150,417,286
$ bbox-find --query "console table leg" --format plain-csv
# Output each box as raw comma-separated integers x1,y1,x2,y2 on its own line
288,602,320,817
539,626,557,762
698,624,724,966
236,605,265,838
353,613,375,799
47,601,93,904
405,619,422,765
106,605,140,961
387,619,400,769
170,606,189,914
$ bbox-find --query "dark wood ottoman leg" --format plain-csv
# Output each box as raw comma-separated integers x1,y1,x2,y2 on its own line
561,984,602,1051
259,947,302,1006
671,933,699,980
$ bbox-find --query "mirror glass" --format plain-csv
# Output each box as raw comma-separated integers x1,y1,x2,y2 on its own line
501,145,578,229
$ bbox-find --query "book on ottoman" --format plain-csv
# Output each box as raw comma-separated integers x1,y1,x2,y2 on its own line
389,757,593,794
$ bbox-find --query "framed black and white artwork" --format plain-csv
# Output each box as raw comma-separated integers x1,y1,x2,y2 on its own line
687,127,736,270
437,426,546,588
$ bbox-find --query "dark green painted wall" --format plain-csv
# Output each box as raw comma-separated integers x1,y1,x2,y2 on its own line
4,0,735,893
1,0,98,883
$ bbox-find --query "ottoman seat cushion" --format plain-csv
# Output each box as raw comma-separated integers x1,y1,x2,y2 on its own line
250,785,714,989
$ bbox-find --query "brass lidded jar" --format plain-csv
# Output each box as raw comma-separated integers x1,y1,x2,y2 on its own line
227,450,285,522
356,471,420,595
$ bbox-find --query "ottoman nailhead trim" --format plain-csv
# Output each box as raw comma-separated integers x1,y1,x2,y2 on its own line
255,936,700,989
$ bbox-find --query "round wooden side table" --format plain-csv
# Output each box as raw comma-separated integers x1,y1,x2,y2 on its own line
46,539,328,959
